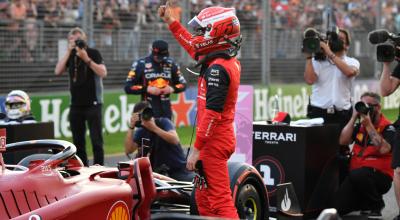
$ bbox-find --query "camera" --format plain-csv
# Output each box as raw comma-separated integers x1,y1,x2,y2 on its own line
355,101,373,115
302,28,323,54
302,26,341,60
135,107,154,127
368,29,400,62
75,39,87,49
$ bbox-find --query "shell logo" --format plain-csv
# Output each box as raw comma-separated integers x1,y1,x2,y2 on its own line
106,201,130,220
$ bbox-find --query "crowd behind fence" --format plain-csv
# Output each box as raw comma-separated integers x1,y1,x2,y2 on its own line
0,0,390,94
1,0,399,31
0,21,376,63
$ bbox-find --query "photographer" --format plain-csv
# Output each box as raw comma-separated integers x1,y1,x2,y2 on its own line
124,101,194,182
124,40,187,119
333,92,394,218
380,61,400,220
304,28,360,130
54,27,107,166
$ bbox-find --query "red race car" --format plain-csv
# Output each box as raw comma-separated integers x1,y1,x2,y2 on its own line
0,140,269,220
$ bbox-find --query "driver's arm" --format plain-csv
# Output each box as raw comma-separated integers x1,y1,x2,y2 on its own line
124,128,138,154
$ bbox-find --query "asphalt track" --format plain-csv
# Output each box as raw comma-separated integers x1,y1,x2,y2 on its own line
98,154,398,220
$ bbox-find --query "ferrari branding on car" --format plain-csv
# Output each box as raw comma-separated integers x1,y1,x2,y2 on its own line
40,165,53,176
107,200,130,220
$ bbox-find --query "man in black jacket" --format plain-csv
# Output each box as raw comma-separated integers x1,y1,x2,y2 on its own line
55,27,107,166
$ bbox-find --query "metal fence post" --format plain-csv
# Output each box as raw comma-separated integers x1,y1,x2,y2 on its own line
181,0,190,64
262,0,271,85
82,0,94,46
374,0,383,78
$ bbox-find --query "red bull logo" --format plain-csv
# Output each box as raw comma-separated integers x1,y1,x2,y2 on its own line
148,78,169,88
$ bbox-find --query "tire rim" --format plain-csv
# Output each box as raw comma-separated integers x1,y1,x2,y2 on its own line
243,197,257,220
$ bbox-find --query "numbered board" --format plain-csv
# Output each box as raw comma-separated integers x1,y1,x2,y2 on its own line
252,123,339,215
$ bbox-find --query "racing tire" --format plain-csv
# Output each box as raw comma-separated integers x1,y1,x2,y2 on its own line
236,183,262,220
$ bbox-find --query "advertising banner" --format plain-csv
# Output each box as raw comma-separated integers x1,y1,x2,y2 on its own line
231,85,254,164
0,80,399,138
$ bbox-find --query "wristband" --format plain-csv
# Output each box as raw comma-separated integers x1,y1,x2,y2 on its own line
306,56,312,60
86,59,92,66
128,124,134,130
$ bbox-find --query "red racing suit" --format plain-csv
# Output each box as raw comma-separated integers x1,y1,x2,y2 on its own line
350,115,393,178
169,20,240,218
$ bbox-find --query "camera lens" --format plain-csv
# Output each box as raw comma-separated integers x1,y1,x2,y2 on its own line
355,101,370,115
142,107,153,121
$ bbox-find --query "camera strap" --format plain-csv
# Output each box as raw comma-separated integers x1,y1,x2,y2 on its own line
142,69,148,101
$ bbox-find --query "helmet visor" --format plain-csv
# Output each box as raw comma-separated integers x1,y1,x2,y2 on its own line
188,16,205,29
6,96,25,105
189,16,207,36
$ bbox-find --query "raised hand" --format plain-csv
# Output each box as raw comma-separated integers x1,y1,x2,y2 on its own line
158,0,176,24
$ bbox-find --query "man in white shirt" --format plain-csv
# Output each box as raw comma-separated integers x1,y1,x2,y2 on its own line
304,28,360,130
304,28,360,184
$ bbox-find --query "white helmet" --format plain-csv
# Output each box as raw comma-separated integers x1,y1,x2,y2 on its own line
5,90,31,120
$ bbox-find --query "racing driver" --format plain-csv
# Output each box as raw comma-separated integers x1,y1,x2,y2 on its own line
159,2,242,218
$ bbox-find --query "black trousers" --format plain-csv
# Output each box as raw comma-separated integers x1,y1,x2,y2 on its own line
333,167,392,215
69,105,104,166
307,105,352,130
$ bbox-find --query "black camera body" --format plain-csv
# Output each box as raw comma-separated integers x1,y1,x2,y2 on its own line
302,26,340,60
376,43,400,62
135,107,154,127
368,29,400,62
75,39,87,49
355,101,373,115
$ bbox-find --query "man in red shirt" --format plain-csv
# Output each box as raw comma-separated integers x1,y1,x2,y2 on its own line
334,92,395,218
159,2,242,218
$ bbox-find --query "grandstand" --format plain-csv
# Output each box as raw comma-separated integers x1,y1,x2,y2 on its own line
0,0,397,93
